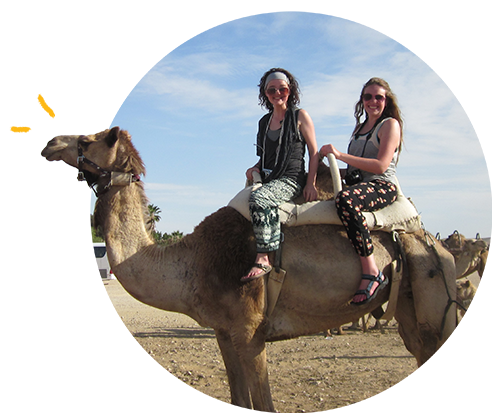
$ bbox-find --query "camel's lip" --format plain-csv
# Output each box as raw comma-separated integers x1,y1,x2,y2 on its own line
41,147,53,159
41,146,61,161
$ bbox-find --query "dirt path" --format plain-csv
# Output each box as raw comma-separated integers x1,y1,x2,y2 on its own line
104,278,424,413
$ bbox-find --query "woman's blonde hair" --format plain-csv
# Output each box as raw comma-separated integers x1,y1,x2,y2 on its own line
353,77,404,155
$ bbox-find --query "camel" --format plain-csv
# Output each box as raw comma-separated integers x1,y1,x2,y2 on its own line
330,218,491,338
336,231,488,337
440,231,489,279
41,127,457,412
457,279,477,314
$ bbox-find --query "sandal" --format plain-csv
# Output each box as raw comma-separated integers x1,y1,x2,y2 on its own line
351,271,388,306
241,263,272,282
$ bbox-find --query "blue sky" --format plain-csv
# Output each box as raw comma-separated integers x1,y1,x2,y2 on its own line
35,11,492,237
110,11,491,238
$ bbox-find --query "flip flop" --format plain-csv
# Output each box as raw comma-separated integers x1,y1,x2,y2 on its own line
241,263,272,282
351,271,388,305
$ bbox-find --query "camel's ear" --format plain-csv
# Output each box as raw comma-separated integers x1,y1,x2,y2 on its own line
106,126,120,148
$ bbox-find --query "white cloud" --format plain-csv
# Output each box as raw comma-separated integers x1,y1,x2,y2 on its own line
152,51,263,79
318,17,397,62
131,61,264,122
141,71,247,108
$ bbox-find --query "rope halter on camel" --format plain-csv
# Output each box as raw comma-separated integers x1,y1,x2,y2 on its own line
76,139,140,197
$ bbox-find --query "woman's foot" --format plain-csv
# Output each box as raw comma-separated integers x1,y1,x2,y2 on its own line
241,254,272,282
351,271,388,305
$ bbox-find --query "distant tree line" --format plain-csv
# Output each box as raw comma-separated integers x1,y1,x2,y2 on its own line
152,230,184,245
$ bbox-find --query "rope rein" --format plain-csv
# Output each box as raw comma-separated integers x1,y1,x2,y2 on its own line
423,230,466,338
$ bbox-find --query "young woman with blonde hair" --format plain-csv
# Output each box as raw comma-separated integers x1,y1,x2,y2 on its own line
320,77,404,304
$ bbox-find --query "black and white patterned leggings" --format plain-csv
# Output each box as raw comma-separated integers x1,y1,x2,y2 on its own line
249,177,302,253
335,180,398,257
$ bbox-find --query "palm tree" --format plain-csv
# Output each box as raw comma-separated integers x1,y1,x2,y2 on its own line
166,230,184,243
146,204,162,232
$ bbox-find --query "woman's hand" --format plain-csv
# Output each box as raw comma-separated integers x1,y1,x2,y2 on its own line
322,119,401,175
246,166,260,181
303,183,318,202
320,144,342,160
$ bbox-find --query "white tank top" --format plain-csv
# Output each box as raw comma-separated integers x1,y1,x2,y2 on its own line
346,117,399,184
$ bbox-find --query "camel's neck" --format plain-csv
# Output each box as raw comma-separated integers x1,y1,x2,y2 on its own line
95,183,195,318
96,183,153,259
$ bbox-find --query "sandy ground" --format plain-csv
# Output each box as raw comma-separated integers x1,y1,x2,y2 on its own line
104,272,480,413
105,280,417,413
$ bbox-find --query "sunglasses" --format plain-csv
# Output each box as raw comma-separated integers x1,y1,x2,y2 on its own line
362,93,386,101
266,87,289,95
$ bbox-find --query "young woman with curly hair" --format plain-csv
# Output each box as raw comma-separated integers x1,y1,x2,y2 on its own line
241,68,319,282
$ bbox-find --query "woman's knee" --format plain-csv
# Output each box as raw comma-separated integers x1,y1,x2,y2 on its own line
335,190,355,212
249,188,268,207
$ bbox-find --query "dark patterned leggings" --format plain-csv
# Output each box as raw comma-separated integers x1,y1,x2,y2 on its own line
335,180,398,257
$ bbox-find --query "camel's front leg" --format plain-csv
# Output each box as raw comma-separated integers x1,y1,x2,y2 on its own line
395,283,425,366
215,329,251,409
233,328,275,412
228,282,275,412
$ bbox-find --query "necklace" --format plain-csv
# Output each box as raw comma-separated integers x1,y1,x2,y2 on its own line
270,114,284,128
263,111,285,173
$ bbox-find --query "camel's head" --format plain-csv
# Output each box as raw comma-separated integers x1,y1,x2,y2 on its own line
456,279,476,310
442,231,488,279
41,127,146,183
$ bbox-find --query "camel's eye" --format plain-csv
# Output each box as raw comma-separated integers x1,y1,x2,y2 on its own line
78,136,92,150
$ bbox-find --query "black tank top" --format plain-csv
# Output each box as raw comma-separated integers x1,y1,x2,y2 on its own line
258,109,306,187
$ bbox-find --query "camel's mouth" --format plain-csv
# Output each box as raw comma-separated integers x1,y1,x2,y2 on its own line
41,138,64,162
41,137,73,162
41,146,62,161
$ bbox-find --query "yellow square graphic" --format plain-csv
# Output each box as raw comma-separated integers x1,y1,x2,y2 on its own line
9,93,56,133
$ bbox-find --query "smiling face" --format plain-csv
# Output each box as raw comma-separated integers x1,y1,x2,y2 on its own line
265,79,290,110
362,84,387,120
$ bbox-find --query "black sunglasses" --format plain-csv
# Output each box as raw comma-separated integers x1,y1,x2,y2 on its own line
266,87,289,95
362,93,386,101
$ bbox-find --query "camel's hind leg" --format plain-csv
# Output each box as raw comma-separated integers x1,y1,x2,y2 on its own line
215,329,252,409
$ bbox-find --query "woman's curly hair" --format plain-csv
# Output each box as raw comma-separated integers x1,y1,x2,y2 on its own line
258,68,301,112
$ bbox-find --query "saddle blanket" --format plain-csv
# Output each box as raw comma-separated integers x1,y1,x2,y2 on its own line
228,181,421,233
